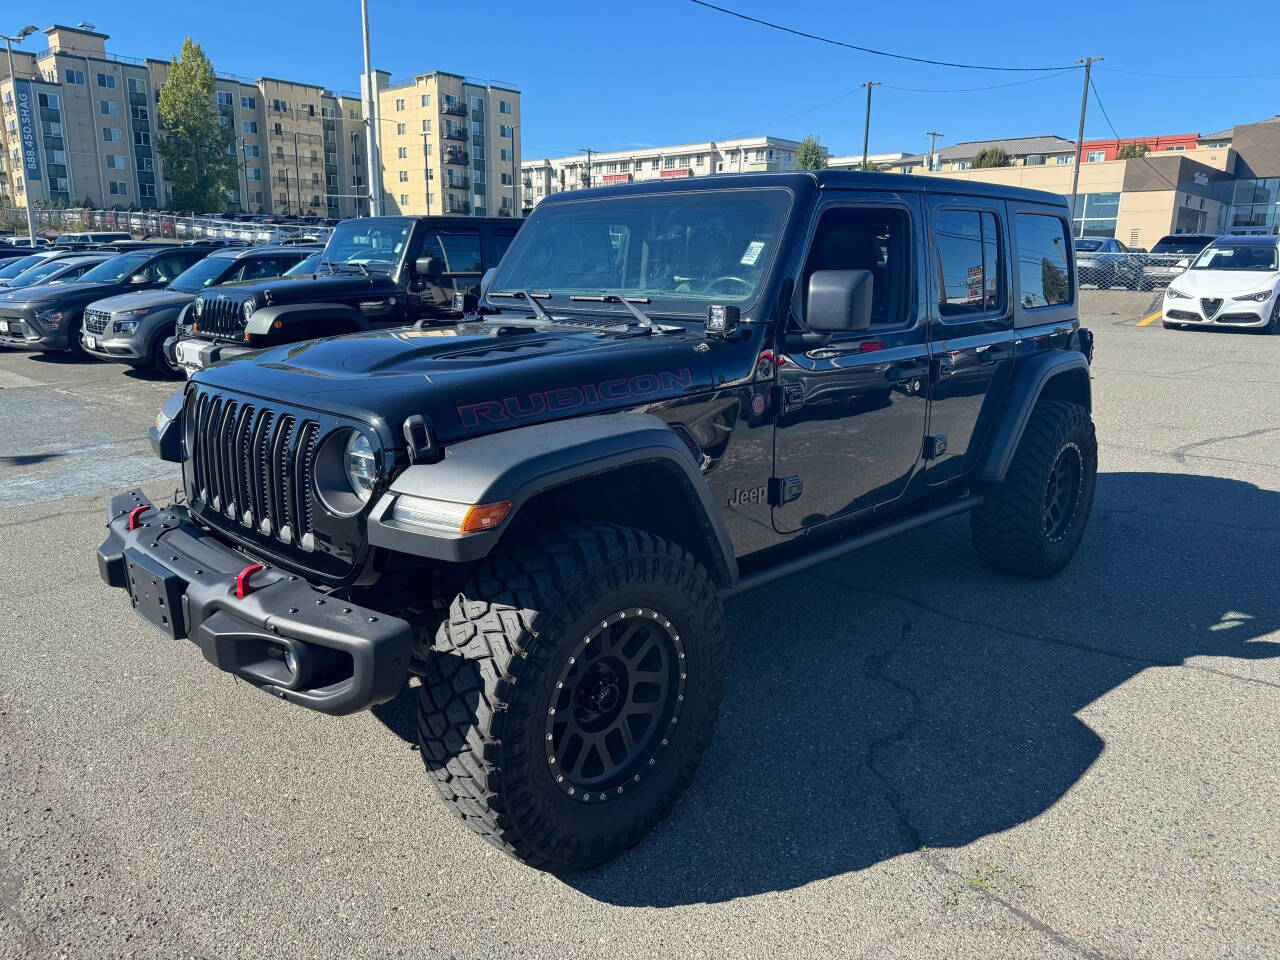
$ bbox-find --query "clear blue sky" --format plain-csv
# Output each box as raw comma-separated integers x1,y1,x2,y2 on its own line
32,0,1279,158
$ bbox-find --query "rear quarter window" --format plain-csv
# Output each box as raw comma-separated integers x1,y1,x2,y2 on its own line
1015,213,1072,309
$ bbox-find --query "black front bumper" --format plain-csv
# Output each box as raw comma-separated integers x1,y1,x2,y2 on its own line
97,490,412,715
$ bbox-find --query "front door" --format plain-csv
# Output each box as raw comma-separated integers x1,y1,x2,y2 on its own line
772,194,931,534
408,229,484,320
924,198,1016,485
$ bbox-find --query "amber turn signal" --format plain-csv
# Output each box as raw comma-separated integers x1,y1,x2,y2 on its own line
461,500,512,533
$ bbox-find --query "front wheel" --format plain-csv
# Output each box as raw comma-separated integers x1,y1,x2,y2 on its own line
150,330,182,378
417,522,729,872
970,401,1097,578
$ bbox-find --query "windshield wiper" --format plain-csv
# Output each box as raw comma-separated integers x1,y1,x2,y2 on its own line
490,290,553,322
570,294,674,333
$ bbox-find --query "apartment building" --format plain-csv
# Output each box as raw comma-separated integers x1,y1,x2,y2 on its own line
826,152,908,171
373,71,521,218
520,135,823,212
1,24,367,218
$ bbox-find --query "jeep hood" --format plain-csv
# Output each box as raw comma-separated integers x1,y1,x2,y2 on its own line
194,322,717,443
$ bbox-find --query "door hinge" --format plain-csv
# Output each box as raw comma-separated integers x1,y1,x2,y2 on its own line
780,382,805,412
923,434,949,460
768,475,804,506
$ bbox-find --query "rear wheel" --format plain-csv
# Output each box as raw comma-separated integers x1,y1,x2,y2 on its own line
417,522,729,872
971,401,1097,578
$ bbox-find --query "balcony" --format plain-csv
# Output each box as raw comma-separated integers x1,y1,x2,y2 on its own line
443,101,467,117
446,176,470,190
442,127,467,142
443,148,469,166
447,200,470,214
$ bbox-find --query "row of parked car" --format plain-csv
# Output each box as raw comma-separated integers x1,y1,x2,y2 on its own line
1073,233,1221,290
0,214,521,377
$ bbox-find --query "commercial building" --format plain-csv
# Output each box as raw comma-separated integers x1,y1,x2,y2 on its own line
0,24,520,220
520,136,824,212
371,70,521,218
883,121,1280,248
826,152,908,171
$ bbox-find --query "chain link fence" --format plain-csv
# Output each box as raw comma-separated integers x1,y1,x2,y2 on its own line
1074,239,1218,293
2,207,333,247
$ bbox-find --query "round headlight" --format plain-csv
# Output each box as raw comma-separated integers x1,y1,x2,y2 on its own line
242,298,256,321
344,432,376,502
193,297,204,318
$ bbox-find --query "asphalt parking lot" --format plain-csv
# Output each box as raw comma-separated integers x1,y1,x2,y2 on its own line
1,292,1278,960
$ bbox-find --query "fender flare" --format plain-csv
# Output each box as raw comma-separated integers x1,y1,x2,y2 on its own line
366,411,739,587
244,301,369,337
979,350,1092,484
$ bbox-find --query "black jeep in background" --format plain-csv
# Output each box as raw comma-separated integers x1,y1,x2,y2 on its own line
167,215,521,377
99,172,1095,872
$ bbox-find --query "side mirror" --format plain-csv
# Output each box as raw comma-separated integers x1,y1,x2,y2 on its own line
1176,258,1190,269
479,266,496,300
802,269,874,333
130,273,149,285
415,255,443,280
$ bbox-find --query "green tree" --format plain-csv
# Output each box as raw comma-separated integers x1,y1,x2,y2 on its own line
972,147,1011,168
796,135,828,170
157,38,237,213
1115,141,1150,160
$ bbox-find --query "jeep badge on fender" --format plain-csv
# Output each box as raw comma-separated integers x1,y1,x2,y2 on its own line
98,170,1095,872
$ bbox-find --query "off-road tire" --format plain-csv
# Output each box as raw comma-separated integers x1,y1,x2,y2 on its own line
970,400,1096,578
417,522,729,872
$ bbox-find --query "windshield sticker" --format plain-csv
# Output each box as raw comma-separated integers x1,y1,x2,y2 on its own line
740,240,766,266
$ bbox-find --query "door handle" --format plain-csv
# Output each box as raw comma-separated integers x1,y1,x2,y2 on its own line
887,360,930,383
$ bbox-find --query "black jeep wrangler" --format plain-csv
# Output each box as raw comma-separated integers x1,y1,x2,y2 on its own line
99,172,1096,871
166,215,520,377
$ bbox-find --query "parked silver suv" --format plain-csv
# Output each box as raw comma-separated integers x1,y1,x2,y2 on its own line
80,245,315,376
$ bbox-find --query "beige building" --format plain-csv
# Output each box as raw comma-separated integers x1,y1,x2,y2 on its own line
1,23,512,220
520,136,824,212
373,71,521,218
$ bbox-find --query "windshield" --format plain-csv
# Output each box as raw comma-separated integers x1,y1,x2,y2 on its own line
487,188,793,315
168,256,231,293
285,252,322,275
8,259,79,287
77,250,152,284
1074,239,1104,252
1153,237,1212,254
0,255,44,280
1191,244,1278,271
320,218,412,272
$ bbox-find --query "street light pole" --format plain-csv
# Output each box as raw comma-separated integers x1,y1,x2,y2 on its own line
422,132,431,216
292,130,302,215
1069,57,1102,238
360,0,382,216
859,81,880,171
4,25,40,246
510,123,518,218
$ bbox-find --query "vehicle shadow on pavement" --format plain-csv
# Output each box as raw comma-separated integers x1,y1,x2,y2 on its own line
551,471,1280,906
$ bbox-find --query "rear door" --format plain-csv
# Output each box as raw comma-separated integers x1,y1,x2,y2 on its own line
924,197,1016,485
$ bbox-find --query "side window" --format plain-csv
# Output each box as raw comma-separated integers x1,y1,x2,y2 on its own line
934,208,1004,319
433,234,482,274
799,206,910,329
1015,213,1072,308
149,254,193,283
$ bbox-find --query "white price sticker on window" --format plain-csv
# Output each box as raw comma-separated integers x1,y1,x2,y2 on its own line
739,240,766,266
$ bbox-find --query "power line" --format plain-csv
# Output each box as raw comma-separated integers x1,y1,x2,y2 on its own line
884,68,1078,94
688,0,1079,72
1098,65,1280,81
1086,74,1178,192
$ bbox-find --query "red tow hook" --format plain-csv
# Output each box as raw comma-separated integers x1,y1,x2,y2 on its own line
126,505,151,530
236,563,265,599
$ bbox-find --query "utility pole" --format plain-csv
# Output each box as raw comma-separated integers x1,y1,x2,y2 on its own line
578,147,595,189
4,25,39,246
292,130,302,216
510,124,519,218
360,0,382,216
926,130,944,173
1069,57,1102,238
859,81,880,171
422,132,431,216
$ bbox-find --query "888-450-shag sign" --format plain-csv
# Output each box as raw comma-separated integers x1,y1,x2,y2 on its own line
14,79,42,182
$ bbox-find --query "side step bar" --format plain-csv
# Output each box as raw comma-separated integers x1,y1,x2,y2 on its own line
722,494,982,598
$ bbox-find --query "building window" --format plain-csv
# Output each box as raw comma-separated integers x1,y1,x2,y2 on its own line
243,121,257,134
272,98,289,112
134,130,151,146
217,91,233,107
246,167,262,181
395,99,405,111
138,157,153,172
99,99,119,116
397,122,406,135
106,154,126,169
421,94,430,107
400,194,408,206
1086,151,1106,163
127,77,145,95
65,69,85,85
1070,191,1121,238
500,148,511,162
273,122,283,135
108,181,128,196
1015,213,1072,307
499,99,511,114
241,95,256,110
1025,154,1045,166
38,92,60,110
1055,155,1073,165
103,127,122,143
1163,144,1185,152
663,157,675,169
96,73,116,88
500,125,513,138
398,146,407,159
422,119,431,132
399,170,409,182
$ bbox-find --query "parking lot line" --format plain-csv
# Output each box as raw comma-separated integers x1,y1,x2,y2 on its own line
1137,310,1162,327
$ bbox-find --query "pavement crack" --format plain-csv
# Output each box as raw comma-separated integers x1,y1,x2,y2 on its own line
1171,426,1280,466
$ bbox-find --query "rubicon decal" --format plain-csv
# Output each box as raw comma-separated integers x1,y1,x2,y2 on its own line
458,368,695,427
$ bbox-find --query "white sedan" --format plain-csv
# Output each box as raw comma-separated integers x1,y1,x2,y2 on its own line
1162,236,1280,333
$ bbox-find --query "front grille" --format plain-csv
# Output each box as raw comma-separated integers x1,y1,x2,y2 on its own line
196,295,247,339
1165,310,1201,322
84,309,111,335
1200,297,1223,318
186,389,319,548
